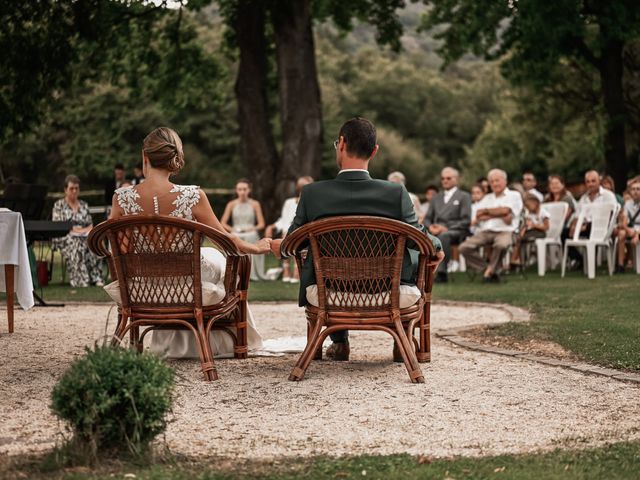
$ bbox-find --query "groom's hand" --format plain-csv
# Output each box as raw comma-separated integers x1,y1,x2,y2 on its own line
271,238,283,259
431,250,445,273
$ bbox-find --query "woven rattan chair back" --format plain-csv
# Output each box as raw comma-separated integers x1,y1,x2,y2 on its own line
310,227,405,311
281,216,438,383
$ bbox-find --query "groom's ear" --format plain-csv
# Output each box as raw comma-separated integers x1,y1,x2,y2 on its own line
369,144,379,160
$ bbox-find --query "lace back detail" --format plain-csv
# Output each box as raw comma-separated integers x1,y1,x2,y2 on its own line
115,184,200,220
116,186,143,215
170,185,200,221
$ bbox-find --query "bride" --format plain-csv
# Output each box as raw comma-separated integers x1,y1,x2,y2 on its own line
108,126,271,358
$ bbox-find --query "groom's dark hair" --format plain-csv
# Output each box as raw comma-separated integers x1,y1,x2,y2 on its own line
339,117,376,159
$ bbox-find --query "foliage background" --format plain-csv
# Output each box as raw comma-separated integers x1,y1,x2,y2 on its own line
1,2,637,199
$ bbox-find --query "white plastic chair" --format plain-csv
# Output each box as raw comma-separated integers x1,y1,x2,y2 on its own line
561,203,619,279
536,202,569,276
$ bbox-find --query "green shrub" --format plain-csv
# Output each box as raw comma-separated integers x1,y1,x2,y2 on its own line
51,345,175,456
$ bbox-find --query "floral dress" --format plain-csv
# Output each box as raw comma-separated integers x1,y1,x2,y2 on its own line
51,199,103,287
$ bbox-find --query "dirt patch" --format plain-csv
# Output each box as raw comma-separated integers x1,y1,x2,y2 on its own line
459,326,581,362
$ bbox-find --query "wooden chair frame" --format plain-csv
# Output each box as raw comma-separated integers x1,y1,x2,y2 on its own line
281,216,438,384
88,215,251,381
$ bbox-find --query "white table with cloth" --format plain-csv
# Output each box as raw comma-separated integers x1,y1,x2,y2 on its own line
0,210,35,332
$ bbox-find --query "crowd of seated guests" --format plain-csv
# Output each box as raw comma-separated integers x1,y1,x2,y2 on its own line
413,167,640,283
53,163,639,288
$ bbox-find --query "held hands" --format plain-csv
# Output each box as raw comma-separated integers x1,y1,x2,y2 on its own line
431,250,446,273
255,237,272,254
270,238,283,259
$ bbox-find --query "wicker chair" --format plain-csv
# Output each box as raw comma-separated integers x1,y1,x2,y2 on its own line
88,215,251,381
281,216,438,384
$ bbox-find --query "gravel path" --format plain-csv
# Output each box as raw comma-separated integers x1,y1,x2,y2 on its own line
1,302,639,460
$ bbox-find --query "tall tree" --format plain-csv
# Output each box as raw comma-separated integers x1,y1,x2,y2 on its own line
217,0,406,220
422,0,640,191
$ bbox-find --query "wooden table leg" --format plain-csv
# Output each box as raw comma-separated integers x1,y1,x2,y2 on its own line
4,264,15,333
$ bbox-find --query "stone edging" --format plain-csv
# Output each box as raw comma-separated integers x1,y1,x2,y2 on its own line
434,300,640,385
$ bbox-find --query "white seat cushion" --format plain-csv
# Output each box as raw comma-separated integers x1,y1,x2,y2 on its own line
305,284,422,309
104,280,226,307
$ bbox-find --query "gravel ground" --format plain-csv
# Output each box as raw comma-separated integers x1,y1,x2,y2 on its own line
0,302,639,460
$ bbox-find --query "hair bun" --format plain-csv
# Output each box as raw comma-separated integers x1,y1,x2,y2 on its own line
168,149,185,173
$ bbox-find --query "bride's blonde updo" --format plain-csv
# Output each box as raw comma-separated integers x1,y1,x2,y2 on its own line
142,127,185,173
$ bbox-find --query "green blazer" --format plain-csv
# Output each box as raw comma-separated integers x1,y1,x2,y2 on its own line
286,170,443,306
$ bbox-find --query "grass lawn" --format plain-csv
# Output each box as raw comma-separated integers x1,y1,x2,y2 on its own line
3,247,639,370
5,441,640,479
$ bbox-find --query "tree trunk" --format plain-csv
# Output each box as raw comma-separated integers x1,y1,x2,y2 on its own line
232,0,280,217
600,38,629,193
272,0,323,204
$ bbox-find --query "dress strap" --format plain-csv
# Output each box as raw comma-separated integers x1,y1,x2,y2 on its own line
115,186,143,215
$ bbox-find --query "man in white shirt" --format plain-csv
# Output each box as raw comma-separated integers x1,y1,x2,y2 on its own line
459,169,523,283
522,172,543,202
265,176,314,282
569,170,617,238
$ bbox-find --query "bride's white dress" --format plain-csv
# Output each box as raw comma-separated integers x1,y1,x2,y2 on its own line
113,184,263,359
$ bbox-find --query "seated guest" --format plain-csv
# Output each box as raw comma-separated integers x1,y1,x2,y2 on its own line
459,169,523,283
510,194,550,267
265,176,314,282
52,175,103,288
569,170,617,239
419,184,440,221
615,179,640,273
104,163,128,205
470,184,486,234
221,178,268,281
131,162,145,185
522,171,544,202
544,174,576,227
388,171,424,222
424,167,471,283
602,175,625,207
477,176,490,194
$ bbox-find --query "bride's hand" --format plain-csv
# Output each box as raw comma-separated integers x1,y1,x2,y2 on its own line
255,237,272,254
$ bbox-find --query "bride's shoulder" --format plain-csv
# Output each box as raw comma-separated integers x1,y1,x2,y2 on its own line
170,184,202,204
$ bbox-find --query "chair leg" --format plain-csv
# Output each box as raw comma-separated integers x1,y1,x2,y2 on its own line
131,325,142,352
536,242,546,277
586,243,596,279
289,314,325,381
309,320,322,360
561,245,569,278
635,244,640,274
393,315,424,384
111,313,128,346
232,307,248,360
196,315,218,381
417,302,431,363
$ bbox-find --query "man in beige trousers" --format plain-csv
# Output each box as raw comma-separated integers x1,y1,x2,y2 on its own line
459,169,523,283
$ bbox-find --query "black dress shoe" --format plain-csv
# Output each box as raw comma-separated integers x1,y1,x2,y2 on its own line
615,265,626,274
325,342,350,361
434,272,448,283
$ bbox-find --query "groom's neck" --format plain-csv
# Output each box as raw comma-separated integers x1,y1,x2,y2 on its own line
339,157,369,171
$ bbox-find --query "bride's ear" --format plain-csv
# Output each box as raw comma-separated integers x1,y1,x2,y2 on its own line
142,151,149,176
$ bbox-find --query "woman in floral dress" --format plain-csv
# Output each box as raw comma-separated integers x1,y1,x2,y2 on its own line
52,175,103,287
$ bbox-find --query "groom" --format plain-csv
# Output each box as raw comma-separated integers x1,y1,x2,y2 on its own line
271,117,444,360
